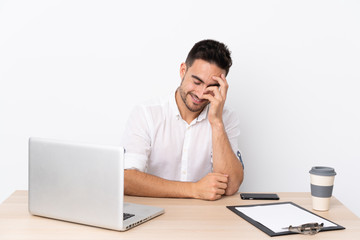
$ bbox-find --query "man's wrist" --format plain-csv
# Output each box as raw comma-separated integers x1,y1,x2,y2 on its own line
210,120,225,132
188,182,198,199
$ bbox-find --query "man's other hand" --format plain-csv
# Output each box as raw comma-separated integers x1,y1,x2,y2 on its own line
192,173,228,200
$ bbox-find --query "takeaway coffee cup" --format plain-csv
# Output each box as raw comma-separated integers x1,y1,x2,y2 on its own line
309,166,336,211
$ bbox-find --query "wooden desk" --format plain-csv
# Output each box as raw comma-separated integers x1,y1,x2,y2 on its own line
0,191,359,239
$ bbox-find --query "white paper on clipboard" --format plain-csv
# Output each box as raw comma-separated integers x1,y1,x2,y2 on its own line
235,203,336,233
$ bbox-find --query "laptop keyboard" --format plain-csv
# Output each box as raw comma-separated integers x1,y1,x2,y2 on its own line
123,213,135,220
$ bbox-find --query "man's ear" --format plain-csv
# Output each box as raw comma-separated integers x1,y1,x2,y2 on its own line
180,62,187,80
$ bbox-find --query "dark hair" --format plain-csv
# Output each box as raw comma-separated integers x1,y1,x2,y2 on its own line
185,39,232,76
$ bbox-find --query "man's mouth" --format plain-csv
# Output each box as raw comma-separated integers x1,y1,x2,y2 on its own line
190,94,204,105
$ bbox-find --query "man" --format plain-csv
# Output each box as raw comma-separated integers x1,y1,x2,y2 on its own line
122,39,244,200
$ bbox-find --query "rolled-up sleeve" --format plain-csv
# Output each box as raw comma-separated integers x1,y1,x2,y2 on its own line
121,105,151,172
224,109,240,153
223,108,244,168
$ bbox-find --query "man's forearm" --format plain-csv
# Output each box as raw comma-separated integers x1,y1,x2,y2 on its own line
124,169,193,198
211,122,244,195
124,169,229,200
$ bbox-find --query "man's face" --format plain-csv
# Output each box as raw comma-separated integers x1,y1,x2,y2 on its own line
178,59,226,113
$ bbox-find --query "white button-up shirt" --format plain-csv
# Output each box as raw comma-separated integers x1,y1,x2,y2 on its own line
121,93,242,182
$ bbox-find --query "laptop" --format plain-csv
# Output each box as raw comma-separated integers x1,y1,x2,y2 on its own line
28,137,164,231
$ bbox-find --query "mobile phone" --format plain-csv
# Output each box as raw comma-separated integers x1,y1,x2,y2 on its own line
240,193,280,200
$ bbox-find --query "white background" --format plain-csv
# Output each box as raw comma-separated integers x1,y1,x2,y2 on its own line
1,0,359,217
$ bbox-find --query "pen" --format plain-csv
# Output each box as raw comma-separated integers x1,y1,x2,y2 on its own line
282,222,324,235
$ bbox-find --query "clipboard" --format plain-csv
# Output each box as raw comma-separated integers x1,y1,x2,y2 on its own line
227,202,345,237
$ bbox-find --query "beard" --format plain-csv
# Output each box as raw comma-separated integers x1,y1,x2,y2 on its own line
178,85,208,113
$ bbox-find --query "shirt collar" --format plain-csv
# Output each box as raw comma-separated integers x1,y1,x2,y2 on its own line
197,104,209,122
170,91,181,119
170,91,209,123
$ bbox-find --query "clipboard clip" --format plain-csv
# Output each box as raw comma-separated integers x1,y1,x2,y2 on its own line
283,222,324,235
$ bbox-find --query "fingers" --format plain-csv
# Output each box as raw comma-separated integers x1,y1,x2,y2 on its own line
204,86,221,98
207,173,229,200
201,86,222,106
194,173,229,200
215,185,226,196
202,74,228,103
210,172,229,184
211,74,229,98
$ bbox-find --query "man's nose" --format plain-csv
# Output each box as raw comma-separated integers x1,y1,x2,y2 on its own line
197,85,208,99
